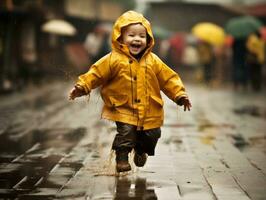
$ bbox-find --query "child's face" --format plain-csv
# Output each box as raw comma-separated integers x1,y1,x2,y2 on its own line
121,23,147,56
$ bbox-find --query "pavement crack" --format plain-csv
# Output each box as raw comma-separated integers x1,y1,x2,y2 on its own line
177,184,181,196
231,174,252,199
202,169,218,200
220,158,230,168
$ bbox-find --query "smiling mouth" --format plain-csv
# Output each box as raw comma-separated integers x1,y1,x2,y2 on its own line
130,44,141,51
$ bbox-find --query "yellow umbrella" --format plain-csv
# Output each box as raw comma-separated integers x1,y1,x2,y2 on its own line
192,22,225,46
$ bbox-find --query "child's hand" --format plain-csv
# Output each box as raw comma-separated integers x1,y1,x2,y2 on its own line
69,85,86,100
177,97,192,111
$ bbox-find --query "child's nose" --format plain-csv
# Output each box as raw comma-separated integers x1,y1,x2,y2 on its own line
134,36,141,41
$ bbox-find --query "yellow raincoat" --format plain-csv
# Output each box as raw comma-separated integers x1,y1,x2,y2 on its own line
246,34,265,65
76,11,188,130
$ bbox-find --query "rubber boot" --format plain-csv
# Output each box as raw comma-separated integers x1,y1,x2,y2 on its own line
116,151,131,172
134,151,147,167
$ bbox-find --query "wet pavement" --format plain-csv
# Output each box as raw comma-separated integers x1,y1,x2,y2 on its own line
0,81,266,200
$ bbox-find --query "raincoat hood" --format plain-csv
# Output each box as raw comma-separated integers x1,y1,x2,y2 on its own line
111,10,155,56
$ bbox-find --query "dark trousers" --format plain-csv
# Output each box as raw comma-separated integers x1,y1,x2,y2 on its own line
112,122,161,156
249,63,262,91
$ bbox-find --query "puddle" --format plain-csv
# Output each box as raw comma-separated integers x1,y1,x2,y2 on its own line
0,127,86,198
198,123,235,131
197,121,235,145
0,127,86,155
229,134,249,151
200,135,215,145
0,156,83,198
164,123,195,128
114,177,158,199
233,105,266,118
18,188,57,200
86,151,179,199
59,162,83,172
113,177,180,200
0,155,62,189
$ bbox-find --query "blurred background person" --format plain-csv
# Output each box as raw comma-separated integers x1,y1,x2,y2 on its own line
231,38,248,91
84,23,111,65
197,41,216,85
246,32,265,92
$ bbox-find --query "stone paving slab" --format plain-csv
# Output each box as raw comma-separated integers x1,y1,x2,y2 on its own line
0,83,265,199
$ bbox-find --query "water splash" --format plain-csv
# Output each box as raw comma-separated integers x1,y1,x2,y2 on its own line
87,150,137,177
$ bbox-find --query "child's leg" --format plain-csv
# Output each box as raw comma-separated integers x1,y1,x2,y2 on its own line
134,128,161,167
112,122,137,172
112,122,137,151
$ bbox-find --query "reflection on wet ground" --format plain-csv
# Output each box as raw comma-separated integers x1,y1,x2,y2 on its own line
0,127,86,199
234,105,266,118
0,127,86,155
114,177,157,200
230,133,249,150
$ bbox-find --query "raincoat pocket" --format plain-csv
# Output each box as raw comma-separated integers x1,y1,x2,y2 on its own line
108,95,128,107
148,95,164,117
104,95,132,115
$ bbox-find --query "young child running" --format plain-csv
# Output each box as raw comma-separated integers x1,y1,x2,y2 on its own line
69,10,192,173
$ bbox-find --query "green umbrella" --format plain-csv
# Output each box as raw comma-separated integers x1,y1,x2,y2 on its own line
225,16,263,39
152,26,172,39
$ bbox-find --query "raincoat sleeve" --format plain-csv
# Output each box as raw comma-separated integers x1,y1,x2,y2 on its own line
76,54,112,93
154,54,188,102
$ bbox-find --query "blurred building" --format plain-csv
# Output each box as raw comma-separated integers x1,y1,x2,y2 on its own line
245,3,266,24
139,0,266,32
0,0,131,93
65,0,123,21
145,1,242,32
0,0,45,92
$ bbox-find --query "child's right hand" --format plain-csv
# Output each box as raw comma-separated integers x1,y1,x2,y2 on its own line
69,85,86,100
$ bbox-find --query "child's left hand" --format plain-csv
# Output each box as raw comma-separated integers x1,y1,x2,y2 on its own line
177,97,192,111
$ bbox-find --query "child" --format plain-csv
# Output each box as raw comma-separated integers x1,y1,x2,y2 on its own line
69,11,191,173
